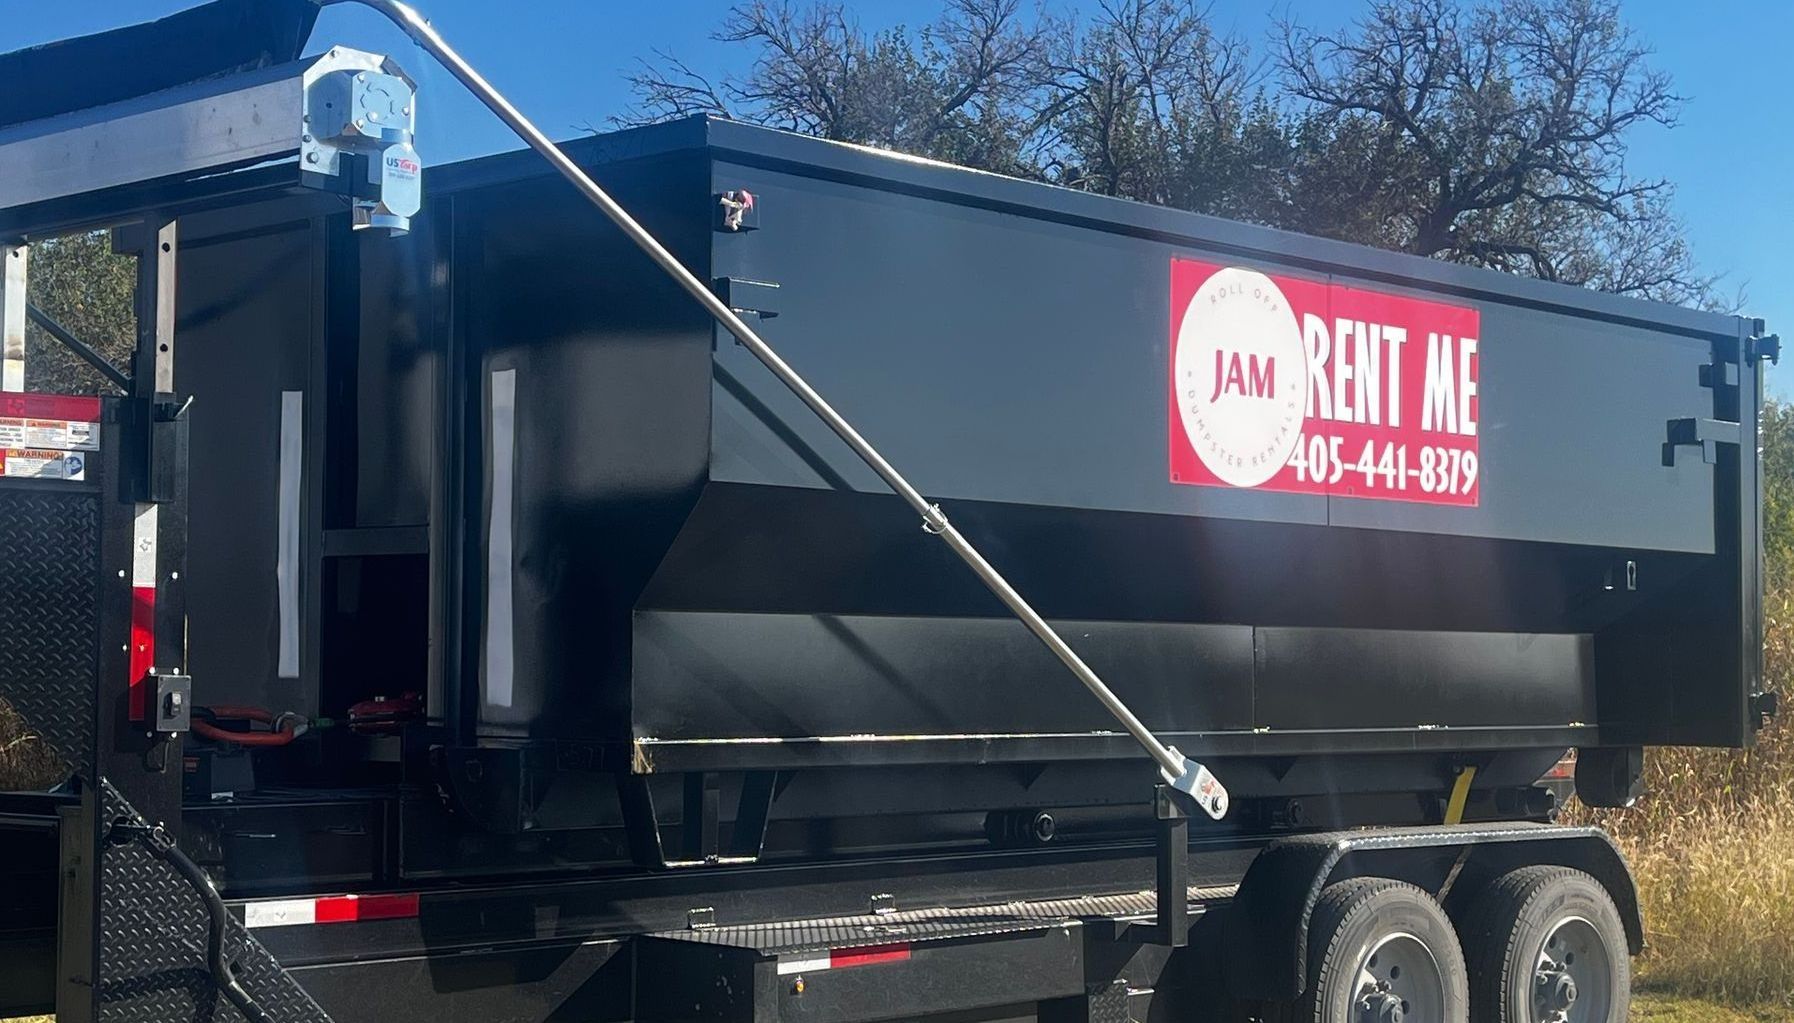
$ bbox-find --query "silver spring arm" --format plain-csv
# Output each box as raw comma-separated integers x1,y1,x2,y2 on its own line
318,0,1227,818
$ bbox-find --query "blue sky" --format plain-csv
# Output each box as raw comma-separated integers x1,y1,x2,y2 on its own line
6,1,1788,394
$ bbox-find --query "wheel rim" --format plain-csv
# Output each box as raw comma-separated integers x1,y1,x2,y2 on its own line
1355,931,1445,1023
1531,915,1615,1023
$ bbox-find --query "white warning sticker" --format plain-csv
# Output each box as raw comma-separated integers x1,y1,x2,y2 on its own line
0,417,99,451
1,448,88,480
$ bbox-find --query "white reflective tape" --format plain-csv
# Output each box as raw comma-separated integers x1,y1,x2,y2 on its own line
132,503,158,588
2,246,24,393
277,391,303,679
776,955,831,976
242,899,317,929
483,368,517,709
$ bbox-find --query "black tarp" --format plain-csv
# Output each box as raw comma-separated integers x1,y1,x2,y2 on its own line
0,0,320,130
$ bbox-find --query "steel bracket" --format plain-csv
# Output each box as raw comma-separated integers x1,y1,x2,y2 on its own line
617,770,781,869
1662,416,1740,466
711,276,781,319
1122,785,1193,947
1748,330,1781,366
1752,689,1781,730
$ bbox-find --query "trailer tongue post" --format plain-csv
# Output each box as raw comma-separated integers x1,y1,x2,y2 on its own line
315,0,1229,826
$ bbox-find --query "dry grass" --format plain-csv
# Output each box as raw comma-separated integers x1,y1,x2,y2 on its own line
0,698,66,792
1634,993,1794,1022
1594,784,1794,1011
1566,585,1794,1014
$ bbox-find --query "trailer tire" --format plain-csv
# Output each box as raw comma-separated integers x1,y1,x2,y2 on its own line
1272,877,1469,1023
1461,865,1629,1023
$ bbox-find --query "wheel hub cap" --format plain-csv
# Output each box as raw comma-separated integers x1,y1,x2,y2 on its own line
1532,917,1613,1023
1356,932,1445,1023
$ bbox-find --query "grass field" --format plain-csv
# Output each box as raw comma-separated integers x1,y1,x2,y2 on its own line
1564,588,1794,1015
1635,994,1794,1022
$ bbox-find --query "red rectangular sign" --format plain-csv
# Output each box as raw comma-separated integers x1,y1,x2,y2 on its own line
0,393,101,422
1169,259,1481,505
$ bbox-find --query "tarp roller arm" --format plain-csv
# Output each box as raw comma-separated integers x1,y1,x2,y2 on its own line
314,0,1228,818
25,304,131,393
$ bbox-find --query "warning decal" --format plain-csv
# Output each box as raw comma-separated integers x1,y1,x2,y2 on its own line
0,417,98,451
1,448,87,481
1169,259,1481,506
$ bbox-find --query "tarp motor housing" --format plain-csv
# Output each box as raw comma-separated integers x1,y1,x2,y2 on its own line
300,57,420,234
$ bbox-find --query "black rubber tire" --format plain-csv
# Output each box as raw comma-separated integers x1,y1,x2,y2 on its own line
1460,865,1631,1023
1276,877,1470,1023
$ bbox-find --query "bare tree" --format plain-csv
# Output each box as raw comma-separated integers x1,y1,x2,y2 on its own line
621,0,1050,171
621,0,1720,308
1038,0,1258,205
21,232,137,396
1276,0,1714,304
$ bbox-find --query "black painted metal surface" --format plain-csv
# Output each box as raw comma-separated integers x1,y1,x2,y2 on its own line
56,113,1753,792
12,106,1756,859
431,116,1761,769
0,0,318,131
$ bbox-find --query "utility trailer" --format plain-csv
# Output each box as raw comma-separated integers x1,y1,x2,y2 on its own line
0,2,1777,1022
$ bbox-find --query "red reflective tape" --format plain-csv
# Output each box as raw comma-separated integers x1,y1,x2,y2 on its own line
313,893,420,924
355,893,421,920
128,586,154,720
0,393,101,422
829,943,910,969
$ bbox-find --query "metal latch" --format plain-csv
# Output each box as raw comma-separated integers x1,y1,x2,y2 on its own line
1662,417,1740,466
127,394,194,504
717,190,759,232
1748,332,1781,366
1752,690,1780,731
712,277,781,319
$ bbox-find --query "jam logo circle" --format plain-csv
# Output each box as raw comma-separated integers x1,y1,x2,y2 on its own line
1171,266,1308,488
